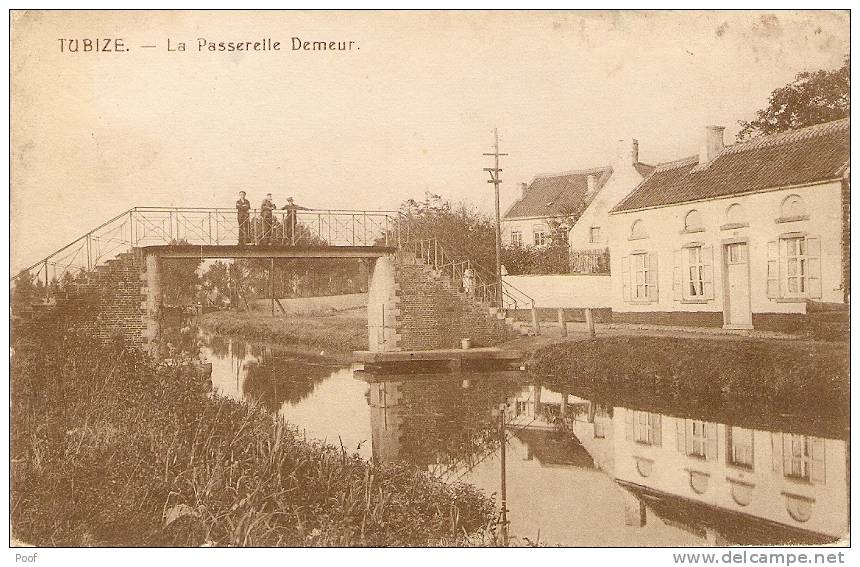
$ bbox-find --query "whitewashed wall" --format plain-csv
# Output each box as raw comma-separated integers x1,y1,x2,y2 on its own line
607,181,844,317
503,274,612,308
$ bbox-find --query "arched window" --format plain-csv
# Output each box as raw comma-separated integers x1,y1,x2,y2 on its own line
785,495,813,523
689,471,709,494
630,219,648,239
730,482,753,507
781,195,807,219
684,210,703,231
726,203,746,225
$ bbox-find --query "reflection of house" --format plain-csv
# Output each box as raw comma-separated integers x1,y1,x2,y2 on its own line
506,384,584,430
609,119,849,329
612,407,848,541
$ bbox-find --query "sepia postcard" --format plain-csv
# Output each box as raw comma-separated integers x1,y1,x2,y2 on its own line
6,6,854,562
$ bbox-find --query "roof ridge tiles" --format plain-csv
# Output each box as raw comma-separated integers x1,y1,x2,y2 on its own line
719,117,849,156
534,165,612,178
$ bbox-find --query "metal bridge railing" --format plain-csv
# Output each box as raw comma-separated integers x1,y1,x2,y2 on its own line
11,207,403,302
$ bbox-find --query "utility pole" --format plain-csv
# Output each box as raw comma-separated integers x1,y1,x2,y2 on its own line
484,128,508,307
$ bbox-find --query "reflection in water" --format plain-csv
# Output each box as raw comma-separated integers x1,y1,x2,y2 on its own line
200,333,848,546
368,376,849,546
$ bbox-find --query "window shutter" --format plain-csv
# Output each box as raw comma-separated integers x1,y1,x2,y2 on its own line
621,255,631,303
702,245,714,300
673,249,682,301
676,419,686,453
806,236,822,299
767,240,779,298
648,252,659,302
624,409,634,441
685,420,694,455
771,433,782,473
653,414,662,446
705,423,718,461
782,434,793,476
811,437,826,484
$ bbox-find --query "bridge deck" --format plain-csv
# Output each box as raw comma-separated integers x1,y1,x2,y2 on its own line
143,244,396,259
353,347,523,363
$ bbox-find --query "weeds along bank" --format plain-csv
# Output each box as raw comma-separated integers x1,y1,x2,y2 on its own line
527,336,849,431
10,320,497,546
198,310,368,352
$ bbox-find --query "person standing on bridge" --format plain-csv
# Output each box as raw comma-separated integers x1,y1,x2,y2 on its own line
280,197,308,245
260,193,276,245
236,191,251,245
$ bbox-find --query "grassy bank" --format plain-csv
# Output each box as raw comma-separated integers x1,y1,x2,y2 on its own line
199,309,368,352
528,336,849,429
11,323,497,546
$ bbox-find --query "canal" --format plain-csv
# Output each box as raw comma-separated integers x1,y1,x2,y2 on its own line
200,332,849,547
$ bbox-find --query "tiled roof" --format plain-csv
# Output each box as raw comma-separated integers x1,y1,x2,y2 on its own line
504,162,654,219
612,118,850,213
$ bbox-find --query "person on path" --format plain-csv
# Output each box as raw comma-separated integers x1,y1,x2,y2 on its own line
260,193,276,245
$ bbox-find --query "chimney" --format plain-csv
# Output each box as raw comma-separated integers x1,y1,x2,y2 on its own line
615,139,639,166
520,182,528,199
586,174,596,194
699,125,725,165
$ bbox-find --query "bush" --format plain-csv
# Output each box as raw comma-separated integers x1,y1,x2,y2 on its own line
502,242,570,275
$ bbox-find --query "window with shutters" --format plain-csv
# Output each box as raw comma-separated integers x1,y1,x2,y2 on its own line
676,419,718,460
782,434,826,483
623,252,658,303
675,245,713,302
533,229,548,246
767,235,821,300
727,426,754,469
510,230,523,246
625,409,662,446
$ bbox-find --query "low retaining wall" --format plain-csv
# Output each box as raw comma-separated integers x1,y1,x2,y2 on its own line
502,274,611,308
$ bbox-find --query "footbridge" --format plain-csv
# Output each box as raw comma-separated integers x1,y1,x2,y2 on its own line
12,206,536,352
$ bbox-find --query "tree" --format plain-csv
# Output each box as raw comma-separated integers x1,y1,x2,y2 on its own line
737,55,849,141
396,192,497,272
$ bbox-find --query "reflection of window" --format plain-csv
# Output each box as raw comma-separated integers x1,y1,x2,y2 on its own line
781,195,807,219
684,210,703,231
676,419,717,460
625,409,662,446
689,471,709,494
590,226,601,243
726,203,746,225
782,435,825,483
730,481,753,506
727,426,754,469
635,458,653,478
510,230,523,246
785,494,813,522
630,219,648,239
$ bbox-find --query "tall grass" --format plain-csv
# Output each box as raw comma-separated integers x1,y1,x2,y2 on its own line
11,322,498,546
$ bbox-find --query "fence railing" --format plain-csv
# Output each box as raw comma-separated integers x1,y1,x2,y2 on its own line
400,237,535,311
570,247,611,274
11,207,403,300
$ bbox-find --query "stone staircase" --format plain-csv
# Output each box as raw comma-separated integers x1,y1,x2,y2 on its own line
397,247,534,339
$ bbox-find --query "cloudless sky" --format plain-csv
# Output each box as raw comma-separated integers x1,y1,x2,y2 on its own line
10,10,848,271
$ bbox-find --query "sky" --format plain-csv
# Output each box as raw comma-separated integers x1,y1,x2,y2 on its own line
10,10,849,272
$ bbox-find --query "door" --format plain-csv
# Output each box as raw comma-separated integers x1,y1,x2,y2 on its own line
723,242,752,328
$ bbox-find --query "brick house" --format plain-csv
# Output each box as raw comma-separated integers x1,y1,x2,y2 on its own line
608,118,849,330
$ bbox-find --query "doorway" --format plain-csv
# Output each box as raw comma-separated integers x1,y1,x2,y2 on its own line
723,241,752,329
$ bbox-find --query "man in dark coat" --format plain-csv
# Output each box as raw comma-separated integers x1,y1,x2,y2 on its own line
260,193,276,245
235,191,251,245
281,197,308,245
